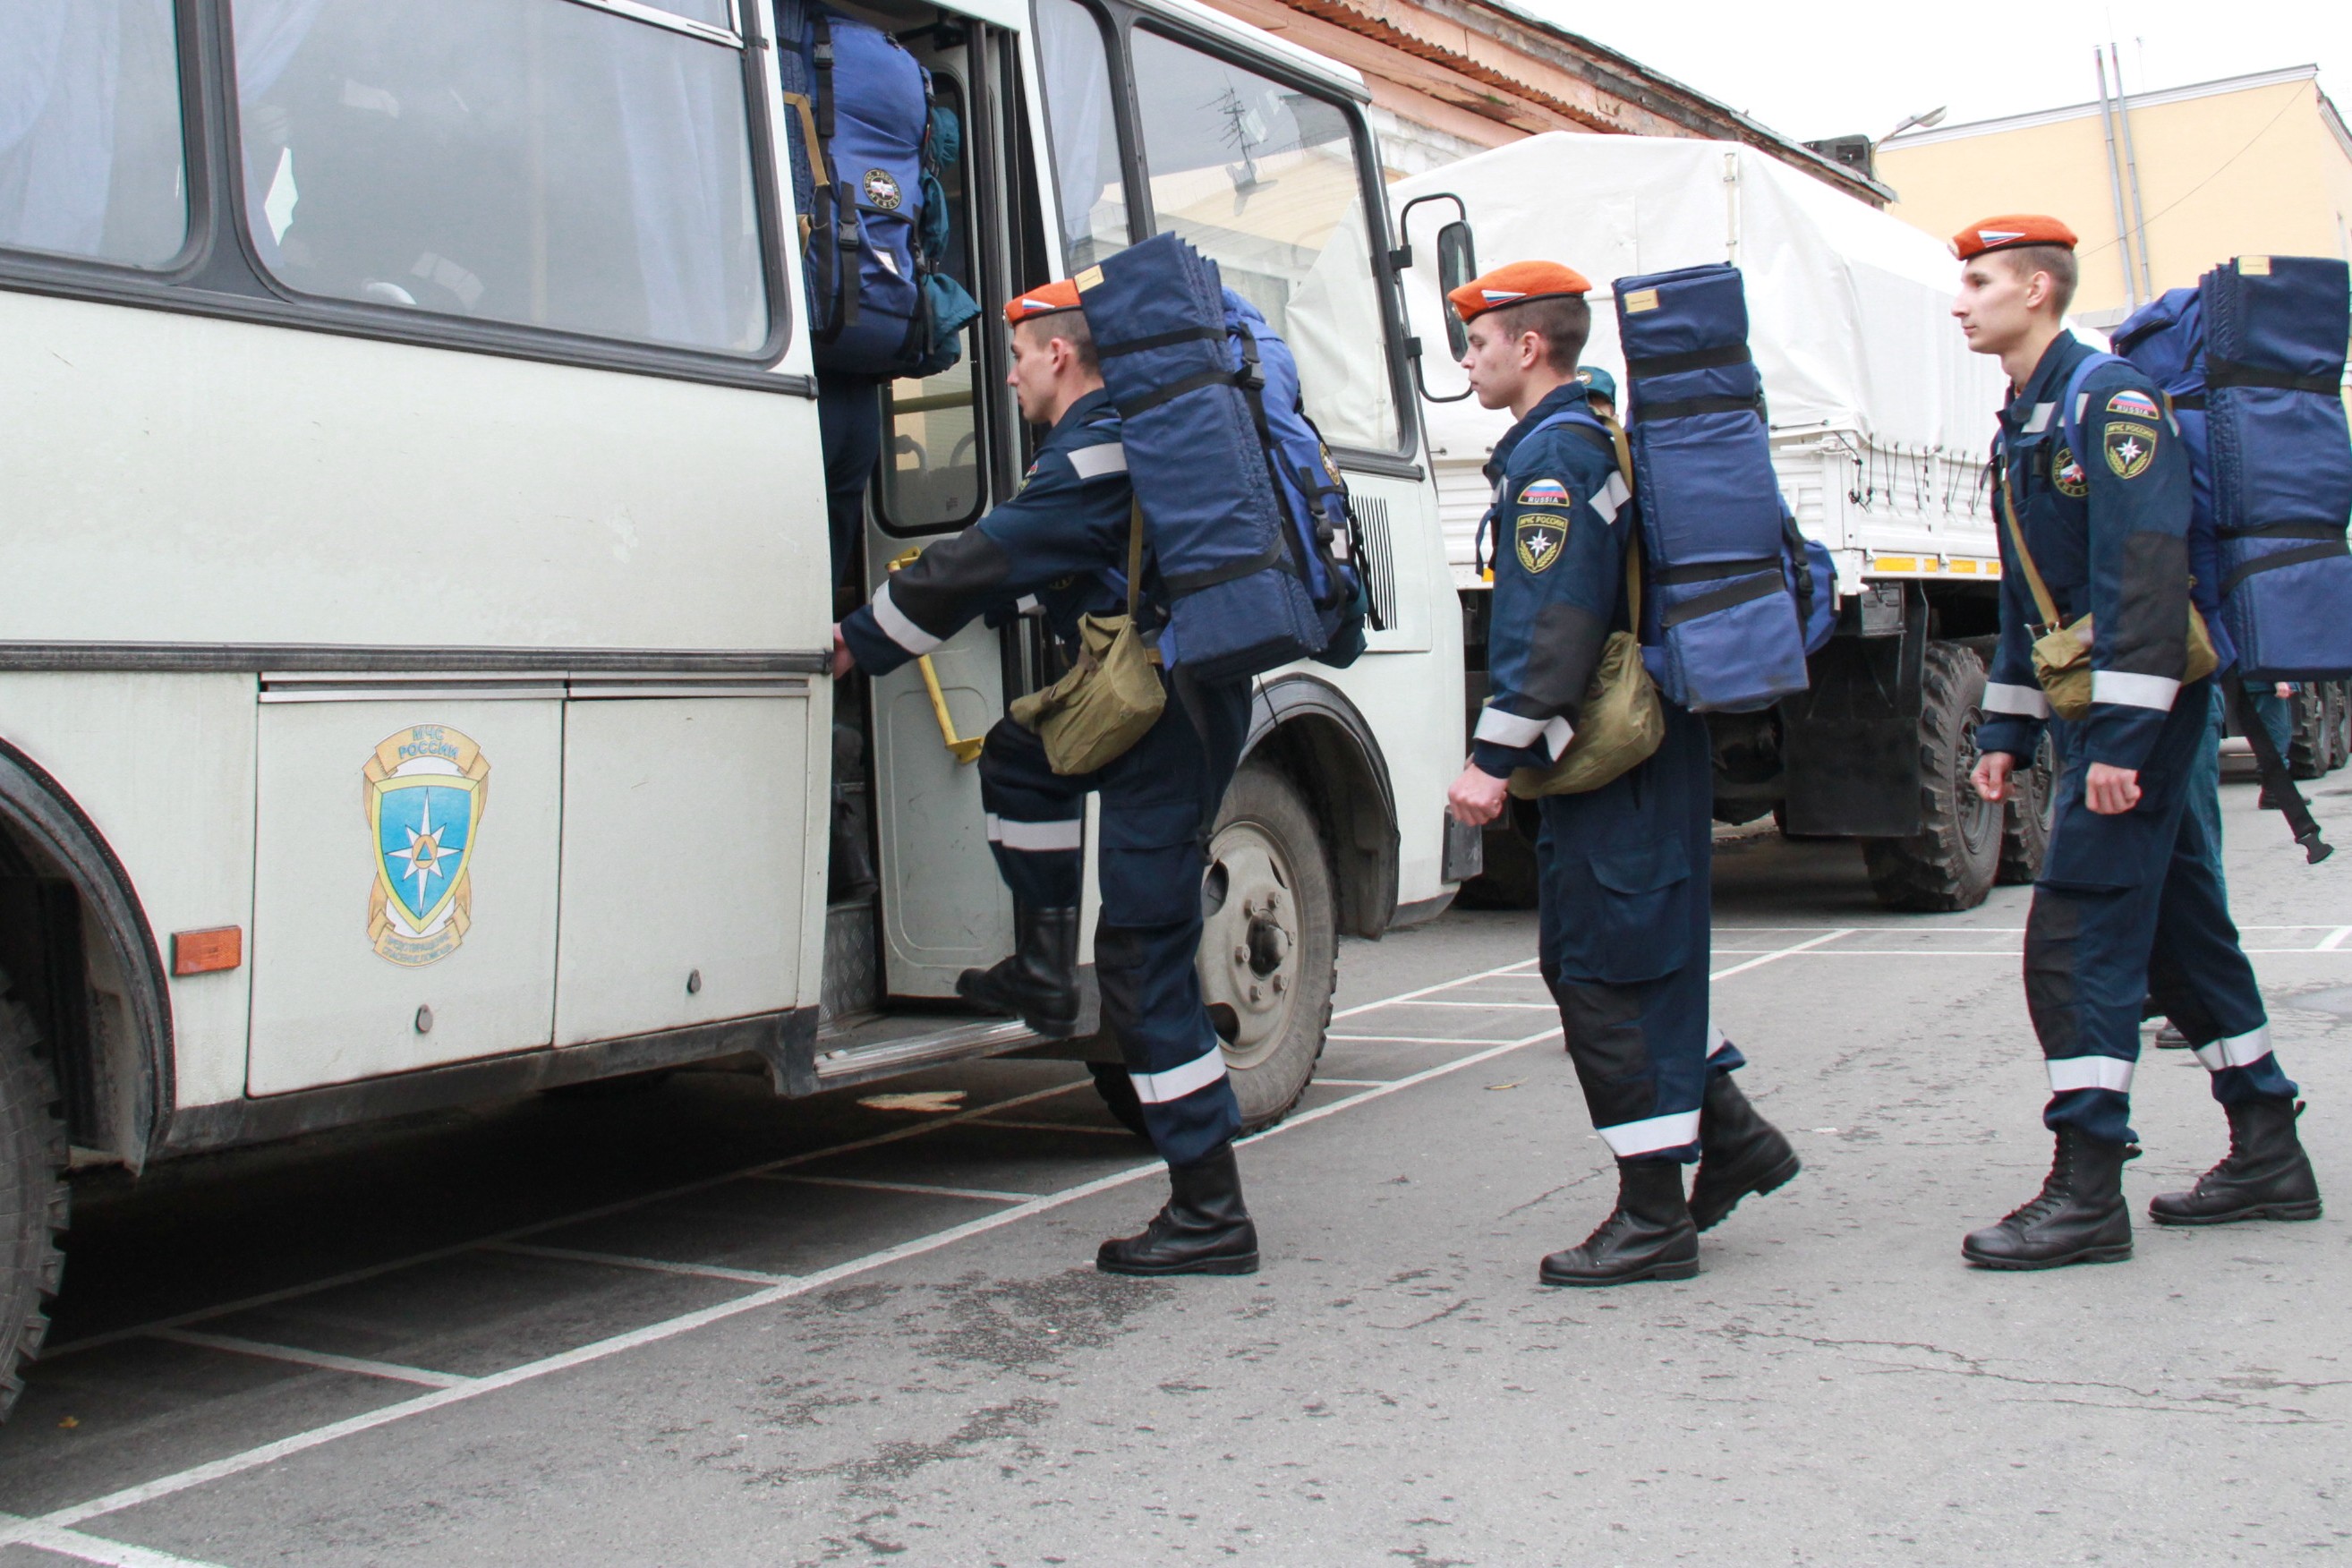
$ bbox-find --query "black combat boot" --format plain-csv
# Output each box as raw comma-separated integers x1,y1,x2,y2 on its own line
2149,1098,2322,1225
1688,1070,1802,1231
1961,1127,2136,1269
1538,1159,1700,1286
1097,1143,1259,1276
955,906,1079,1037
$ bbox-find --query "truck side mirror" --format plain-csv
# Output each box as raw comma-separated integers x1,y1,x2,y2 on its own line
1393,192,1474,405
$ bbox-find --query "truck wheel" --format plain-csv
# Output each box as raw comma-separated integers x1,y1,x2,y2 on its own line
0,975,68,1423
1862,641,2001,912
1997,731,2056,885
1087,764,1337,1135
2327,682,2349,773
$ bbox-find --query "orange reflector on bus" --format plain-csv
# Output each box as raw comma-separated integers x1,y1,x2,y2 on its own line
172,927,243,976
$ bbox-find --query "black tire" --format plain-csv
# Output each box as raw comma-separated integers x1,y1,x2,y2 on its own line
1997,729,2057,885
2288,686,2326,780
1862,641,2002,912
2326,682,2349,773
1198,765,1336,1131
0,975,68,1424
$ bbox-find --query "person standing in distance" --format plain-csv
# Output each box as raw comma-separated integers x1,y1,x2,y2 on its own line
833,280,1259,1276
1956,215,2321,1269
1444,262,1800,1287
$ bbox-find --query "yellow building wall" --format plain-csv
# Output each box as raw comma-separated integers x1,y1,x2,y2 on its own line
1879,77,2352,320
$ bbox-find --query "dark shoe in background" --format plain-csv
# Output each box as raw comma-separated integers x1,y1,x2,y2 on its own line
1689,1069,1801,1231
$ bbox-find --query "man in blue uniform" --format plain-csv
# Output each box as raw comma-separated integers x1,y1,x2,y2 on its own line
833,280,1257,1276
1444,262,1800,1287
1956,215,2321,1269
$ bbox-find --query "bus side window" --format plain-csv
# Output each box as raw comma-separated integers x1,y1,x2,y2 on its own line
878,77,982,533
227,0,767,354
0,0,189,268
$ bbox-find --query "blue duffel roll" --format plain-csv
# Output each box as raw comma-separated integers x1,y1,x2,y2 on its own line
1615,264,1810,712
1079,234,1330,682
2203,254,2352,680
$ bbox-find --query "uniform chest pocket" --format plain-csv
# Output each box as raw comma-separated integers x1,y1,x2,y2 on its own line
1547,834,1694,985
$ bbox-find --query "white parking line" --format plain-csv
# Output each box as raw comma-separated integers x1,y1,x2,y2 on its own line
962,1119,1136,1137
2318,925,2352,950
0,1516,232,1568
482,1243,795,1288
759,1174,1033,1204
1389,999,1556,1010
1708,929,1855,979
9,927,1844,1546
1331,957,1540,1018
148,1330,471,1390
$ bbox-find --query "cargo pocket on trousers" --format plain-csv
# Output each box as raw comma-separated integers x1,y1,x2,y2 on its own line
1555,837,1692,985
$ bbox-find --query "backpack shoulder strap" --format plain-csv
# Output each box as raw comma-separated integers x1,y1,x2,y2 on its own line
2056,348,2125,458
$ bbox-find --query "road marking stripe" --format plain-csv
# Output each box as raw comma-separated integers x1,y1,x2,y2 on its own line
148,1330,470,1389
482,1243,795,1287
1388,999,1556,1010
39,1079,1091,1362
756,1174,1032,1204
2319,925,2352,951
14,932,1841,1538
1330,957,1541,1018
962,1119,1137,1137
0,1517,232,1568
1326,1034,1520,1044
1708,929,1854,979
1308,1078,1390,1087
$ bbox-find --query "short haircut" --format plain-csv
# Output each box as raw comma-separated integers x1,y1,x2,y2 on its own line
1996,243,2079,317
1485,294,1590,373
1016,309,1099,372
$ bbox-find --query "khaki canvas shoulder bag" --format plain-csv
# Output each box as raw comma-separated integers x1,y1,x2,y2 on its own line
1008,500,1168,776
1509,415,1666,798
1996,457,2216,724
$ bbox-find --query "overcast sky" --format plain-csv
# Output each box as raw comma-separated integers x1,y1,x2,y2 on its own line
1525,0,2349,147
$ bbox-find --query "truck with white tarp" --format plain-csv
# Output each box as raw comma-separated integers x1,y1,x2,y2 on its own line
1393,132,2038,911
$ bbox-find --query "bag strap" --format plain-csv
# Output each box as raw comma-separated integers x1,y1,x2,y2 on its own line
1126,499,1145,619
1996,456,2065,634
1598,411,1640,633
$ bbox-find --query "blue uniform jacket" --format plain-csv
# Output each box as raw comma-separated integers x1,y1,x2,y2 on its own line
841,389,1130,676
1470,382,1636,779
1979,333,2196,773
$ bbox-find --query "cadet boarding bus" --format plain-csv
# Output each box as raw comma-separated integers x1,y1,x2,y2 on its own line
0,0,1473,1414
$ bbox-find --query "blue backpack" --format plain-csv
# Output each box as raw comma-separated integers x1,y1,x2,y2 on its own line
1614,264,1830,712
2110,257,2352,682
1080,233,1369,682
775,2,979,378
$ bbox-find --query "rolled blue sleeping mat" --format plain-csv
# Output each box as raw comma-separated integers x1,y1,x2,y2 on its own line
2203,254,2352,680
1615,263,1808,712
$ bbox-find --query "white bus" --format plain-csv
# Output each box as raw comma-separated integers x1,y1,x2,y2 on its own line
0,0,1471,1409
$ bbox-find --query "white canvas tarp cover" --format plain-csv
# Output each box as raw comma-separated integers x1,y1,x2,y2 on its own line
1395,133,2007,464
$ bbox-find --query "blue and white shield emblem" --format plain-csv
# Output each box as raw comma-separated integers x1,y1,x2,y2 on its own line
364,726,491,967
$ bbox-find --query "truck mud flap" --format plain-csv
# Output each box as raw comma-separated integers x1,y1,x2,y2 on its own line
1777,599,1927,839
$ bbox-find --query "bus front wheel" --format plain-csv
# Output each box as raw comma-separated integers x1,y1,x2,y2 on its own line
0,970,67,1424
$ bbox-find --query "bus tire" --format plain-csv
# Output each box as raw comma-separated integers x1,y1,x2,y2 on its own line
2288,686,2326,780
1997,731,2056,885
1862,641,2001,912
0,973,68,1424
1201,764,1334,1133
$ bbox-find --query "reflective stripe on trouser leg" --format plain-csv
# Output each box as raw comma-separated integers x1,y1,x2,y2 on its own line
2143,787,2299,1106
1705,1017,1746,1075
2024,885,2147,1146
976,718,1085,908
1095,922,1240,1167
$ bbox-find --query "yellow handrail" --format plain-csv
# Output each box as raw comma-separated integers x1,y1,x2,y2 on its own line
885,547,984,763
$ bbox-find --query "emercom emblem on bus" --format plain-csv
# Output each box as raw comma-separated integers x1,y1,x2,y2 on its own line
363,726,491,967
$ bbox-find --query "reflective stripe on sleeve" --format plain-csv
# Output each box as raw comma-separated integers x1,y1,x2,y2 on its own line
1130,1044,1228,1104
2092,671,2180,712
1588,471,1632,525
869,583,943,656
2193,1024,2272,1071
1597,1109,1702,1157
984,813,1085,852
2046,1055,2135,1094
1475,706,1573,756
1982,681,2050,719
1064,442,1128,481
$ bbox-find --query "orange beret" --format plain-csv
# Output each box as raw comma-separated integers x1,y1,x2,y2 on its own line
1447,260,1591,323
1005,279,1084,325
1951,215,2079,260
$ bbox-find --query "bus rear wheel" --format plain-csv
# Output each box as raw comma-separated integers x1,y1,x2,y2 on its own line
0,973,68,1423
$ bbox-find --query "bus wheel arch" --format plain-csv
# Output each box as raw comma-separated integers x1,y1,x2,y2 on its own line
0,739,173,1172
1241,677,1400,941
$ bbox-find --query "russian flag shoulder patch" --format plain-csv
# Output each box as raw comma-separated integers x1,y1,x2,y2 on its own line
2106,389,2161,420
1517,478,1572,506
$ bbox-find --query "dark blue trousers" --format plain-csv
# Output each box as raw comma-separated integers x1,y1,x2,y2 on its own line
2030,679,2297,1146
977,676,1250,1166
1537,703,1715,1163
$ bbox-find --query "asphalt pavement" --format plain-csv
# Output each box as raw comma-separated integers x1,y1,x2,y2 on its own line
3,775,2348,1565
